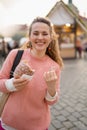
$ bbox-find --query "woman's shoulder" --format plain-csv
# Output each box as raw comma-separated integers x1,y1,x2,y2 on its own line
8,48,19,55
46,55,60,69
8,48,25,57
6,49,20,62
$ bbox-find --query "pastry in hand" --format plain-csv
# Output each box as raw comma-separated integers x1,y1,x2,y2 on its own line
14,61,35,80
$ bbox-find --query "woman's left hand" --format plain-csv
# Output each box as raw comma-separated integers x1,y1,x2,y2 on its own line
44,68,58,96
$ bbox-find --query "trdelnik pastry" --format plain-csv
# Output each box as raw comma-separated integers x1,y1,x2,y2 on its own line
14,60,35,80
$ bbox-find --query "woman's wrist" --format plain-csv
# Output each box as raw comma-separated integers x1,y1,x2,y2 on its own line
45,91,58,101
5,78,17,92
47,86,56,96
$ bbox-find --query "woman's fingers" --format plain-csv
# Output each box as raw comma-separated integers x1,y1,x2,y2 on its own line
13,78,29,90
44,70,57,82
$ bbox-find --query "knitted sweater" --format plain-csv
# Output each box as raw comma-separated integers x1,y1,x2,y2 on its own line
0,49,61,130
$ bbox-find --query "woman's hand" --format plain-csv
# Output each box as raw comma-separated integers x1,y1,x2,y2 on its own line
44,68,58,96
13,77,29,91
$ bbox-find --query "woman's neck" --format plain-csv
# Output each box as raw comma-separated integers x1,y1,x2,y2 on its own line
30,49,46,59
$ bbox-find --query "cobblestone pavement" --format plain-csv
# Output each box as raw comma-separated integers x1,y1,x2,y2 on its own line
48,59,87,130
0,57,87,130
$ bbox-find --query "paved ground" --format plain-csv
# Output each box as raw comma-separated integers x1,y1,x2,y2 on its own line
48,58,87,130
0,56,87,130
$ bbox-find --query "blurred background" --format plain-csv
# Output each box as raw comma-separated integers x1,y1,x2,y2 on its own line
0,0,87,59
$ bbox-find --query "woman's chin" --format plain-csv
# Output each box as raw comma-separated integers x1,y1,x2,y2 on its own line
36,47,46,51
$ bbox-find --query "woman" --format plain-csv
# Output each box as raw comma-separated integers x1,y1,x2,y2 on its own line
0,17,63,130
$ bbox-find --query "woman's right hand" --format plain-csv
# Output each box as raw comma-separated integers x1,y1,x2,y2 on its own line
13,77,29,91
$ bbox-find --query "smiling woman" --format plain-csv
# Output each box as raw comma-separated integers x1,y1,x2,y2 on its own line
0,16,63,130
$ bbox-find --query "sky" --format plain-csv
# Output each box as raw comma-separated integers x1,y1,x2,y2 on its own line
0,0,87,29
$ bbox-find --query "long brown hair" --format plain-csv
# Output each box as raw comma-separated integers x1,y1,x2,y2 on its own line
21,17,64,68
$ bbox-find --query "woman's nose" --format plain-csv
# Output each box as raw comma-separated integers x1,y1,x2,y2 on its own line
38,34,43,39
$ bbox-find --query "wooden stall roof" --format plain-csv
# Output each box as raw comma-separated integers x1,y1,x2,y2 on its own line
46,0,87,33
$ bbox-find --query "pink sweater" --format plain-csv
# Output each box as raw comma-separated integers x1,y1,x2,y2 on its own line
0,49,61,130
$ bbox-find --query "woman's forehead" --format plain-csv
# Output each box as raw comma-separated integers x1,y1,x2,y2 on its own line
31,22,50,32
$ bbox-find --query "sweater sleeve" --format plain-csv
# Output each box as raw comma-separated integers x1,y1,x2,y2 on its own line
0,49,18,93
45,91,58,101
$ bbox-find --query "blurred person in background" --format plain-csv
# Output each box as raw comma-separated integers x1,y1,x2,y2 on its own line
7,40,19,54
1,39,8,58
76,37,82,58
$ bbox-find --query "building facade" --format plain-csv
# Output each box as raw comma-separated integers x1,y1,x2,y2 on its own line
46,0,87,59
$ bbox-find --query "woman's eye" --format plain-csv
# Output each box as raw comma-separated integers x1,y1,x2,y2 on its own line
33,33,38,35
43,33,48,36
33,32,48,36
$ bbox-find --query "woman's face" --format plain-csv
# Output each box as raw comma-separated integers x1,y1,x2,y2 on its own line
29,22,51,52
